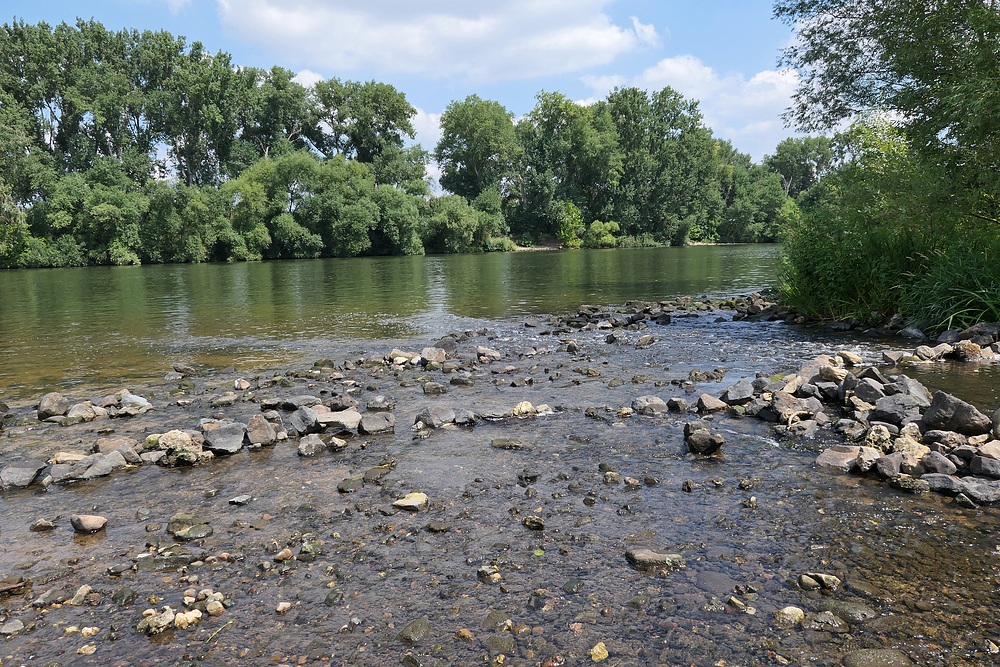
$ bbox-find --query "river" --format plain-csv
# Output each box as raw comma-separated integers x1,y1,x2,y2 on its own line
1,245,999,666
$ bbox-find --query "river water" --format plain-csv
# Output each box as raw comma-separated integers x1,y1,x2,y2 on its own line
1,246,999,666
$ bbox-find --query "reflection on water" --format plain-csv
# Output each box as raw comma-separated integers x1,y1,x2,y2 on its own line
0,246,779,399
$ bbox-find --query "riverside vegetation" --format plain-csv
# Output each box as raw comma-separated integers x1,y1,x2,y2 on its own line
0,19,813,270
0,295,999,665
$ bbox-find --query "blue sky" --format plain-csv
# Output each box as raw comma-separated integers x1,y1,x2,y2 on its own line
4,1,801,161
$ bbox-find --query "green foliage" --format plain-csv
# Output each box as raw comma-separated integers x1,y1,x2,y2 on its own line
556,201,584,249
435,95,520,201
763,136,833,198
482,236,518,253
581,220,620,249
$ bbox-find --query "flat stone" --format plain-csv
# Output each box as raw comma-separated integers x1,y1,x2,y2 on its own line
202,422,247,454
317,409,363,432
393,492,429,511
414,406,456,429
358,412,395,435
297,434,326,457
0,460,47,489
696,393,728,413
816,445,861,472
625,548,686,571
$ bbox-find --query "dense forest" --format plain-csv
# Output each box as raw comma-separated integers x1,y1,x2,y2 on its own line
776,0,1000,332
0,19,811,269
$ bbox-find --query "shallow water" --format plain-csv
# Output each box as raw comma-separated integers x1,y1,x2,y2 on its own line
1,310,998,666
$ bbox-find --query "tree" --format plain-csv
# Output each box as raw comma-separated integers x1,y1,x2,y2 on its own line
775,0,1000,213
435,95,520,201
311,78,416,165
763,136,833,198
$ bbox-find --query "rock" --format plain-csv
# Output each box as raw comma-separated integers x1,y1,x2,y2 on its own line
922,451,958,475
421,347,447,364
890,473,930,493
137,606,175,635
159,430,205,466
414,406,457,429
720,378,754,405
625,548,686,571
922,391,993,435
393,492,429,511
522,516,545,530
0,620,24,636
477,346,502,362
202,422,247,454
398,616,432,642
667,397,688,412
684,421,724,455
491,438,525,450
855,447,882,472
841,649,914,667
297,434,326,457
854,378,886,404
816,445,861,472
167,513,212,540
898,326,927,340
632,395,667,416
246,414,276,446
876,452,904,478
290,406,321,435
961,477,1000,503
863,424,894,452
317,409,363,432
359,411,395,435
70,514,107,534
871,394,924,426
278,395,322,410
37,392,69,420
970,456,1000,478
818,599,877,624
922,473,967,495
78,451,128,479
366,395,396,411
770,391,819,423
512,401,537,416
696,393,728,413
422,382,448,396
773,606,805,628
802,611,850,633
588,642,609,662
0,460,47,489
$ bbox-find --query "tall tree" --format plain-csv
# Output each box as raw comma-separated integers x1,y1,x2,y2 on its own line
311,78,416,165
763,136,833,198
435,94,520,201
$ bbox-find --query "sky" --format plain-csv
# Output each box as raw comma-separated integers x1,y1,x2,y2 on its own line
3,1,803,163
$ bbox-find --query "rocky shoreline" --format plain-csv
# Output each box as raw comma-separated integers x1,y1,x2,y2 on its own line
0,295,998,666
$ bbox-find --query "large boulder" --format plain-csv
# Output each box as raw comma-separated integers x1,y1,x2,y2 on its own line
202,423,248,454
870,394,924,426
0,460,47,489
37,392,69,420
632,395,667,415
922,391,992,435
720,379,754,405
359,412,395,435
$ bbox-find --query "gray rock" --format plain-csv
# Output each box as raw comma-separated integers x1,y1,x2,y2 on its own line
970,455,1000,478
289,406,321,435
667,397,689,412
855,446,882,472
696,393,728,413
922,391,992,435
921,451,958,475
961,477,1000,503
202,423,248,454
841,649,914,667
818,599,878,624
993,406,1000,440
247,414,277,446
79,451,128,480
889,473,930,493
720,379,754,405
366,395,396,411
871,394,924,426
359,412,395,435
876,452,905,479
625,548,686,571
414,406,456,429
921,473,967,495
421,347,447,364
898,326,927,340
632,395,667,415
317,409,363,432
0,460,47,489
853,378,886,404
802,611,850,632
37,392,69,420
280,395,322,410
297,434,326,457
422,381,448,395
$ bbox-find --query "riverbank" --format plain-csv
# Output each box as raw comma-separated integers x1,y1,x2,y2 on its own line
0,297,998,666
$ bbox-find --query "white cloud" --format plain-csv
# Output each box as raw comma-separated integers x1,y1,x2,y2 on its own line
216,0,659,83
585,55,801,160
292,68,324,88
411,107,442,153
